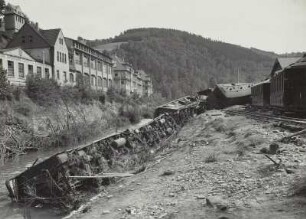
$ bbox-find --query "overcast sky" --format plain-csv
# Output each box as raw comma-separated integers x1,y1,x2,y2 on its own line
8,0,306,53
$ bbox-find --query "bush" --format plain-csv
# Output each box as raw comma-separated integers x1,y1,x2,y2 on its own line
119,104,141,124
26,74,60,106
0,68,12,100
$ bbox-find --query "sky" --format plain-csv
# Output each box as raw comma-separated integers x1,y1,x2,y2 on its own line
7,0,306,54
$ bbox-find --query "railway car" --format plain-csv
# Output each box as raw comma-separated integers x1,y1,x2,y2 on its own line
154,96,198,118
270,55,306,113
207,83,253,109
251,79,270,107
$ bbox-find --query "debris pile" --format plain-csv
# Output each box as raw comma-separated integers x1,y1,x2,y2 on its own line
5,103,197,210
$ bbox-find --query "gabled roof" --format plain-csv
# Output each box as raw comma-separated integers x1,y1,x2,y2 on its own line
0,47,35,61
278,57,300,69
6,23,61,49
113,55,132,72
40,29,61,46
215,83,252,98
271,57,301,76
286,54,306,69
252,79,270,87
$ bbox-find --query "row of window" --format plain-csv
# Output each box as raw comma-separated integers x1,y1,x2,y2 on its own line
7,60,50,79
57,52,67,63
15,16,25,23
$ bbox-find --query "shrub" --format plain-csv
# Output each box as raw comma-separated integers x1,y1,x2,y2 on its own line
26,74,60,106
13,102,32,117
0,67,12,100
119,104,141,124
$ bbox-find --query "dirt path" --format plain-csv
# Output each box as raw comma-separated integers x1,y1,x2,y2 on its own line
73,110,306,219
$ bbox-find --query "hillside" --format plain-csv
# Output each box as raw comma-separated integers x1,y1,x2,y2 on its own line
90,28,275,99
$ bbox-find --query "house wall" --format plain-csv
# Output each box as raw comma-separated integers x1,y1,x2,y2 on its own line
0,49,52,86
4,14,25,35
25,48,51,64
53,31,70,85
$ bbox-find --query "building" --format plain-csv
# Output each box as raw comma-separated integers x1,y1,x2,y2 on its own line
3,3,27,37
6,23,70,85
112,56,153,96
65,38,113,91
112,56,133,94
270,57,301,76
139,70,153,96
0,47,52,86
207,83,253,109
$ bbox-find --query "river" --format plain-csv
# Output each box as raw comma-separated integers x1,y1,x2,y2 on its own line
0,119,153,219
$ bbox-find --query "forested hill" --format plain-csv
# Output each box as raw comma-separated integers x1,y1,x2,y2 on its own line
89,28,276,99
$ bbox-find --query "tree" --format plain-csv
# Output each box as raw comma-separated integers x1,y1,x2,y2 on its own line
0,0,5,15
0,67,10,100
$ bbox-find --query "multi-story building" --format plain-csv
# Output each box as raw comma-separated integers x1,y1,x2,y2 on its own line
6,23,70,85
3,3,27,37
139,70,153,96
113,56,153,96
0,47,52,86
65,38,113,91
112,56,133,95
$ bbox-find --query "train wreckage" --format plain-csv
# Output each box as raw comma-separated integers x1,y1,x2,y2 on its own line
5,96,199,210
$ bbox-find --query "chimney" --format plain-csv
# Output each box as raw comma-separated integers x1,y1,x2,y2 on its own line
35,22,39,30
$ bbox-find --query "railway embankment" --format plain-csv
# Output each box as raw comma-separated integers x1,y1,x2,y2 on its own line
0,83,164,162
75,109,306,219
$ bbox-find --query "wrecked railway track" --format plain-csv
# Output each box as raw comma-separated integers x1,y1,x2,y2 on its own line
5,96,199,212
225,107,306,127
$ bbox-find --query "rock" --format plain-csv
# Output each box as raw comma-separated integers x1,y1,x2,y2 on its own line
216,204,228,211
206,196,228,211
269,143,279,154
285,168,295,174
126,207,137,215
169,193,175,197
102,210,110,215
161,170,175,176
260,147,269,154
195,195,206,199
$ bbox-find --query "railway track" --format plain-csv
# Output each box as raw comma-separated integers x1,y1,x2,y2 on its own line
225,107,306,126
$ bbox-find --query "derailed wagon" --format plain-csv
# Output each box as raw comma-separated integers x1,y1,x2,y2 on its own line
5,97,198,210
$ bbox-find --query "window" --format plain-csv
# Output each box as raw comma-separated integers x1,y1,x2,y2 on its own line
18,63,24,78
37,66,42,77
29,36,33,43
63,71,67,82
59,53,62,62
57,52,59,62
108,79,112,88
69,73,74,83
57,70,60,79
7,61,14,76
22,36,25,43
91,75,96,86
98,76,102,87
45,68,50,78
28,65,33,76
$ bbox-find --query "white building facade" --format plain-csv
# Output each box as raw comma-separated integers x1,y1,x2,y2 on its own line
0,47,52,86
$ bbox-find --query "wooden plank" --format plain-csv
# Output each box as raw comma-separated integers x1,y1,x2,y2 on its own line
68,173,134,179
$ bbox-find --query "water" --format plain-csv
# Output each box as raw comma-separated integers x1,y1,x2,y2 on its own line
0,147,67,219
0,119,153,219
